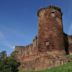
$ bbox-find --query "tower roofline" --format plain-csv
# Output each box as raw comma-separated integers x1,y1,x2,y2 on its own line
37,5,62,16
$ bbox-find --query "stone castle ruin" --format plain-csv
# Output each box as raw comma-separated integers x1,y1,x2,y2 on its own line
14,5,72,71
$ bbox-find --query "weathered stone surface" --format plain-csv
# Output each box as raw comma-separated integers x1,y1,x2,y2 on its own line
13,5,72,71
38,6,64,52
17,52,72,71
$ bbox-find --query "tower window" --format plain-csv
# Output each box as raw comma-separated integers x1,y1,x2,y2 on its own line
51,12,55,17
51,9,56,13
51,12,55,13
51,10,55,17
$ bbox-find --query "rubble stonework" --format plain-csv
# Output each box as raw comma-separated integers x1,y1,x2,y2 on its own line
13,5,72,71
37,6,64,52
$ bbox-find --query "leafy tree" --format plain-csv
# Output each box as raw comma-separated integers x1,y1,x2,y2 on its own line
0,51,7,60
0,51,20,72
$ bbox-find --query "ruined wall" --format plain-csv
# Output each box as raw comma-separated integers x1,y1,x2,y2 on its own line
18,52,72,71
37,6,65,53
15,36,38,61
68,36,72,53
13,5,72,71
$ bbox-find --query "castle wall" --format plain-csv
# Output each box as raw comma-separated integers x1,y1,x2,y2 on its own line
37,6,65,53
18,52,72,71
13,5,72,71
33,36,38,48
15,36,38,61
68,36,72,53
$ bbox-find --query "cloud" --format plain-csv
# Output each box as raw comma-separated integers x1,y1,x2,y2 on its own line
68,23,72,35
0,31,14,49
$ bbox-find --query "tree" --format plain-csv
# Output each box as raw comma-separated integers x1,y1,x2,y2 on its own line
0,51,20,72
0,51,7,60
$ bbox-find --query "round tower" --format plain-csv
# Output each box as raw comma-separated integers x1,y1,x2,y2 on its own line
37,5,65,54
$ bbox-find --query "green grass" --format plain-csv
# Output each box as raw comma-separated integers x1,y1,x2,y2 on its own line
19,61,72,72
38,62,72,72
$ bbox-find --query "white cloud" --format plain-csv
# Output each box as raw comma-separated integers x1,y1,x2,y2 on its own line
0,31,15,49
68,23,72,35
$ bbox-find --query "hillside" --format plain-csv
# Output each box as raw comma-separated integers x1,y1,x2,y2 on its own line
19,55,72,72
19,61,72,72
37,62,72,72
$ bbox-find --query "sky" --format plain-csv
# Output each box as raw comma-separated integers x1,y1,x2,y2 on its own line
0,0,72,55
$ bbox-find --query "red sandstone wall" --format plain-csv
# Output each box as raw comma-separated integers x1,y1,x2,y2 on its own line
37,6,65,52
13,6,72,71
14,36,38,61
68,36,72,52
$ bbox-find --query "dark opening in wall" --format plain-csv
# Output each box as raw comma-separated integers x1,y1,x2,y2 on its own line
64,33,69,55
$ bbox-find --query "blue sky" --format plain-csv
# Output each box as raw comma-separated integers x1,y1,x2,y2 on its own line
0,0,72,55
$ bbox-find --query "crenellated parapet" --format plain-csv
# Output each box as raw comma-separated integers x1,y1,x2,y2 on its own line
37,5,62,15
14,36,38,61
33,36,38,48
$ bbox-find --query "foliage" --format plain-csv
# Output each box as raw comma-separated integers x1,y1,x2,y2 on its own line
0,51,20,72
0,51,7,60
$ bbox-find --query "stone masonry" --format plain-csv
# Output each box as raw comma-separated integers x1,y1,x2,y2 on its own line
13,5,72,71
37,6,64,52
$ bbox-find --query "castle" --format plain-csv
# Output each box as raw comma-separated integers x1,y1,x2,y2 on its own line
14,5,72,71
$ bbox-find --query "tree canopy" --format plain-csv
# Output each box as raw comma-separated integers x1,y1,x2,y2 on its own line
0,51,20,72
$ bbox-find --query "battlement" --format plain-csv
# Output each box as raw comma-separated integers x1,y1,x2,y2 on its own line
48,5,61,12
37,5,62,17
15,36,38,59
